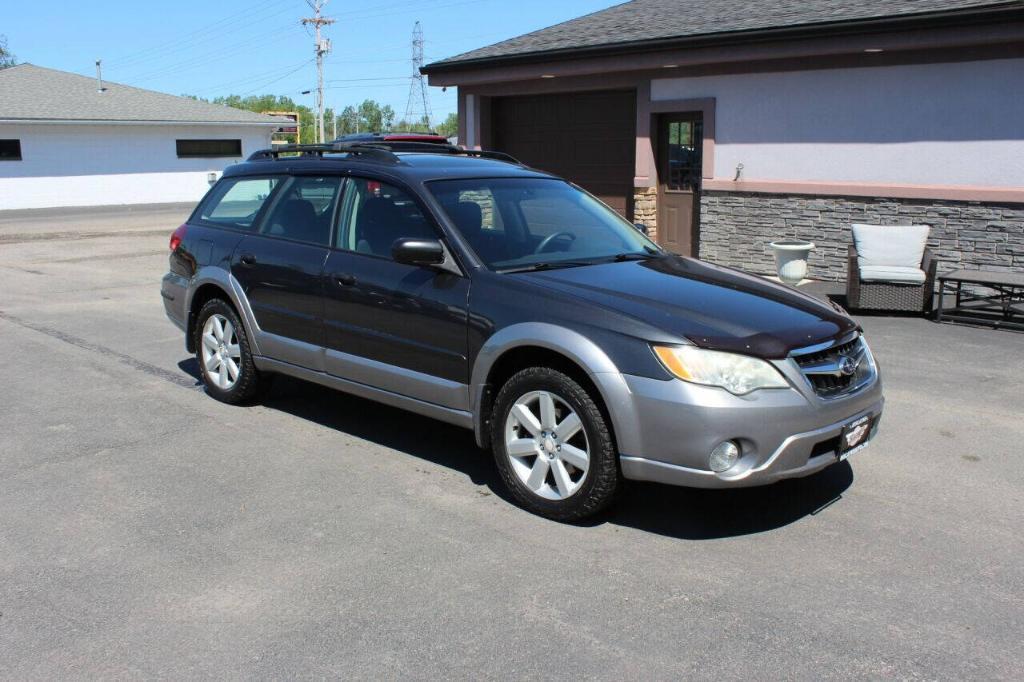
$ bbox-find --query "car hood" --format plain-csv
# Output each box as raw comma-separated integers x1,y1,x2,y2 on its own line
518,256,858,358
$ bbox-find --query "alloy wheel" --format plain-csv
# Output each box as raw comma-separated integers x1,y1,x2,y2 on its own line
200,313,241,390
504,390,590,500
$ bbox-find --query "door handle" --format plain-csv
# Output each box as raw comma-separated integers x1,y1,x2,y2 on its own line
333,273,356,286
239,253,257,266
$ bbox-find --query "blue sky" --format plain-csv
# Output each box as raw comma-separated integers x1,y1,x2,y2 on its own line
6,0,617,124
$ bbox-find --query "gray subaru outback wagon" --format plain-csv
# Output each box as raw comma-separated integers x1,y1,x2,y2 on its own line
162,142,883,520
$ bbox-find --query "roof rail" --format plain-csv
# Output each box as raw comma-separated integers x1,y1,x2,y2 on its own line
246,141,521,166
354,141,522,165
247,142,398,163
458,148,520,165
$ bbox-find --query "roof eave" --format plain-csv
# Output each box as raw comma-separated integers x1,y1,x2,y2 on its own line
422,3,1024,75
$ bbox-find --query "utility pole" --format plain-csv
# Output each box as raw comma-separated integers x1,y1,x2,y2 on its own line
302,0,334,143
403,21,432,131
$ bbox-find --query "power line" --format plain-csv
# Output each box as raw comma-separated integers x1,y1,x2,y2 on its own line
402,21,432,130
240,59,317,96
121,24,304,85
196,58,317,95
326,76,409,84
301,0,335,144
108,0,293,70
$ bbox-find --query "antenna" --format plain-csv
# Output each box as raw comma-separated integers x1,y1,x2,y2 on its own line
403,21,432,131
95,59,106,93
301,0,335,143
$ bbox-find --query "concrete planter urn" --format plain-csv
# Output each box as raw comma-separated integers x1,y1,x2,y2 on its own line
769,239,815,285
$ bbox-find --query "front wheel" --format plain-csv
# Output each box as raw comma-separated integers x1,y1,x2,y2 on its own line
490,367,621,521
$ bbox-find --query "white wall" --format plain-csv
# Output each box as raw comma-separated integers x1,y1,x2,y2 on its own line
652,58,1024,187
0,123,274,209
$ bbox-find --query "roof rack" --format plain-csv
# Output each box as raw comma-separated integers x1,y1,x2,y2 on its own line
340,141,521,165
247,141,521,166
247,142,398,163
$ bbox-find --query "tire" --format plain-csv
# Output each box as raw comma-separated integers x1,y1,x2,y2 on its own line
490,367,621,521
193,298,262,404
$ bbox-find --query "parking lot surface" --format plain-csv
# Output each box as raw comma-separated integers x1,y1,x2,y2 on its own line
1,204,1022,679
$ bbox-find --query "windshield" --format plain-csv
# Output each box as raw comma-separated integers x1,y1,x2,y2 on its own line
427,178,660,271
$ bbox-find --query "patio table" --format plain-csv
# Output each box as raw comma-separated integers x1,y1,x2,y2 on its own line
935,268,1024,331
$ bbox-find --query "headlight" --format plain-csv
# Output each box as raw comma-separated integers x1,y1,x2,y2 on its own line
652,344,789,395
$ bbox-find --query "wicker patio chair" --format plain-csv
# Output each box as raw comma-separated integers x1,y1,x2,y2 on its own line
846,224,937,313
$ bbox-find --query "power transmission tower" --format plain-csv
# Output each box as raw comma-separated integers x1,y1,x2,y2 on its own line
403,21,432,131
302,0,335,143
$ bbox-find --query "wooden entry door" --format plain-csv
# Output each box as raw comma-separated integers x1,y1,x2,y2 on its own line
657,114,703,256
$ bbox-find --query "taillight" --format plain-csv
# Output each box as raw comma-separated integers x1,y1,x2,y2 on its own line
169,224,187,252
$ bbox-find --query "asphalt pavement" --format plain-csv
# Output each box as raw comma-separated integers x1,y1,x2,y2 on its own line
0,204,1022,679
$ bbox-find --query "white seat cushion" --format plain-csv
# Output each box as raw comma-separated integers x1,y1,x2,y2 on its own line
852,224,930,268
858,263,927,284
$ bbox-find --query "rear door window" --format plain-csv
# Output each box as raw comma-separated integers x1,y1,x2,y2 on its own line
199,176,282,230
259,175,342,246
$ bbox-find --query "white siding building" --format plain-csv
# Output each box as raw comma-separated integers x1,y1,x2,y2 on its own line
0,65,288,210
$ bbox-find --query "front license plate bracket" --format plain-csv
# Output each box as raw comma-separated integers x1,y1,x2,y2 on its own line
838,415,873,460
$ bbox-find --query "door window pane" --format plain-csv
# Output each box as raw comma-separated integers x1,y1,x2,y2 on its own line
666,119,703,191
260,176,341,245
199,177,282,230
337,178,437,258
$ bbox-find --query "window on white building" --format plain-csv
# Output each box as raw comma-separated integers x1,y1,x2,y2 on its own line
0,139,22,160
176,139,242,158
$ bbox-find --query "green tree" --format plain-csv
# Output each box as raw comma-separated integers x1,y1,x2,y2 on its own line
210,94,327,143
333,100,396,135
208,93,409,142
0,35,17,69
392,117,433,133
435,112,458,138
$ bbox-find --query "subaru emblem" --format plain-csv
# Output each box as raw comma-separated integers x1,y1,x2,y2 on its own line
838,355,859,376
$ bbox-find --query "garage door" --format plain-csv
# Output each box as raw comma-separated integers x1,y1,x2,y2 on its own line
491,90,636,217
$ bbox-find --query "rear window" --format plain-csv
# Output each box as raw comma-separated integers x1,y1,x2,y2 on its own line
198,177,282,230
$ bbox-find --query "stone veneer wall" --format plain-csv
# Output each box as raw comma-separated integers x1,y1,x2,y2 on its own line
633,187,658,241
699,191,1024,281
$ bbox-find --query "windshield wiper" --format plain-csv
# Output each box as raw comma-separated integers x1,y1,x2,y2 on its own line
612,247,661,261
498,260,596,274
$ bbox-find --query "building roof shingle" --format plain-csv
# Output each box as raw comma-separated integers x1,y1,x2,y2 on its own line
425,0,1022,69
0,64,289,125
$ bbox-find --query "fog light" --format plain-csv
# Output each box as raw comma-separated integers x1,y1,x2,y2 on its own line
709,441,740,472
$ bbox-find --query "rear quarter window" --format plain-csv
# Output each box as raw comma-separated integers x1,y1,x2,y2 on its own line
198,177,282,230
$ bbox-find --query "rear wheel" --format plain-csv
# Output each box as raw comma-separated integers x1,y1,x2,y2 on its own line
194,299,261,404
491,367,621,521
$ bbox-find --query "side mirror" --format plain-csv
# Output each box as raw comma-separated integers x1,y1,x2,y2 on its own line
392,238,446,266
633,222,649,235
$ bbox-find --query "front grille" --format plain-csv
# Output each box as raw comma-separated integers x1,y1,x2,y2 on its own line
791,335,869,399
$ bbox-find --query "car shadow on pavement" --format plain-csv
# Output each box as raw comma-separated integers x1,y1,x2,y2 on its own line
195,370,855,540
177,357,203,385
258,375,500,489
600,464,853,539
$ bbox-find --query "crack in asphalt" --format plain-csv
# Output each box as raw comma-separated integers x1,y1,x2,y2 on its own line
38,249,167,264
0,310,200,390
0,228,170,245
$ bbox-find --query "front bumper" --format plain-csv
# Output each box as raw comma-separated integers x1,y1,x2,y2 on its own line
614,360,884,489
